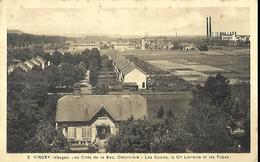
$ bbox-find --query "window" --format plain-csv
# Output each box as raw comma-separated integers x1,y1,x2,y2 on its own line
82,127,86,138
74,128,77,138
87,127,92,137
142,82,145,88
68,127,76,139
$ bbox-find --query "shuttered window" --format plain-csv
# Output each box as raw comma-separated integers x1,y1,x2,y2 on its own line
87,127,92,138
82,127,86,138
68,127,76,139
74,128,77,138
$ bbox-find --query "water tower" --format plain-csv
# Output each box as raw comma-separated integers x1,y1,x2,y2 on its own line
141,38,145,50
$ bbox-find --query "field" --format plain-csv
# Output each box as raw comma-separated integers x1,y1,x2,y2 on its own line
142,93,192,119
121,48,250,85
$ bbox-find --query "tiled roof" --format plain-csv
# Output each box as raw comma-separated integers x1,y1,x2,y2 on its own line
35,56,46,63
17,63,31,72
30,58,42,66
121,62,136,76
24,60,36,69
109,51,119,60
55,95,147,122
121,63,148,76
114,56,131,70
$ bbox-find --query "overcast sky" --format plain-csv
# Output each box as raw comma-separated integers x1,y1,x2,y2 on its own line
7,7,250,36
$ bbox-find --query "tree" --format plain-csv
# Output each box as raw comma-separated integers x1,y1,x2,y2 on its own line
185,74,235,152
157,106,164,118
62,53,74,65
106,118,188,153
198,44,208,51
166,109,175,120
204,73,231,106
93,81,109,95
89,70,98,87
51,51,62,65
78,61,87,76
31,121,69,152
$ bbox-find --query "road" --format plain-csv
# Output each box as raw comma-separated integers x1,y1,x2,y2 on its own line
80,70,92,95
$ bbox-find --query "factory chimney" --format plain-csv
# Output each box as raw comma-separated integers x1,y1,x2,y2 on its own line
206,17,209,37
206,17,212,38
209,17,212,37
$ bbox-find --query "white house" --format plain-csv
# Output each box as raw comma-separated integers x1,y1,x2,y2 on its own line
24,60,36,69
35,56,47,69
101,49,148,89
120,63,148,89
55,95,147,150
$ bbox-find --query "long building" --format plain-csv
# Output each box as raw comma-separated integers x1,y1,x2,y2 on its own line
69,42,100,53
102,49,148,89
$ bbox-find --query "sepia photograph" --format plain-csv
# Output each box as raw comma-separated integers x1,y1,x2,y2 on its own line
1,0,257,160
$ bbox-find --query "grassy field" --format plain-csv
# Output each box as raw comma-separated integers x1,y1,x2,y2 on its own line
142,93,192,119
121,49,250,80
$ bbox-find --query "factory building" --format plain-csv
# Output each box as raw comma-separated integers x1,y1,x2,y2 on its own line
69,42,100,53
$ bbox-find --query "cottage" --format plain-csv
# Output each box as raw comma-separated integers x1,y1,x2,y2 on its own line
35,56,47,69
55,95,147,148
24,60,36,69
17,62,31,72
120,63,148,89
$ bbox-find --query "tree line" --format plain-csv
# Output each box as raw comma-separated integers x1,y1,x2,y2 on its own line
7,48,102,152
106,73,250,153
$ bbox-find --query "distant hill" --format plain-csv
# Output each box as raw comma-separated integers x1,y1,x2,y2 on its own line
7,29,24,34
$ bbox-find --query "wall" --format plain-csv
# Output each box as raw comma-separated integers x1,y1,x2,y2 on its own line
62,116,116,143
123,68,147,89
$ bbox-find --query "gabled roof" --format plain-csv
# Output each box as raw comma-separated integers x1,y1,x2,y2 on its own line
30,58,42,66
55,95,147,122
114,56,131,70
35,56,46,63
121,63,148,76
17,63,31,72
24,60,36,68
109,51,119,61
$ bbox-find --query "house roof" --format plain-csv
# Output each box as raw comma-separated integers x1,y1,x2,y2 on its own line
17,63,31,71
24,60,36,68
108,51,119,60
114,56,131,70
30,58,42,66
35,56,46,63
121,62,148,76
55,95,147,122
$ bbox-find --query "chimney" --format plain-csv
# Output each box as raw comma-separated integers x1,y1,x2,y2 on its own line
209,17,212,37
73,84,81,96
141,38,145,50
206,17,209,37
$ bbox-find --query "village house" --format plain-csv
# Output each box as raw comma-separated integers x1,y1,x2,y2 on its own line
8,56,47,75
102,49,148,89
55,94,147,150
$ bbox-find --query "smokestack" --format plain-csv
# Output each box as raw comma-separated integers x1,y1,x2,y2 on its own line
206,17,209,37
209,17,212,37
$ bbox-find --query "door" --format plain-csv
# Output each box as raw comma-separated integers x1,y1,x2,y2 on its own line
96,125,111,139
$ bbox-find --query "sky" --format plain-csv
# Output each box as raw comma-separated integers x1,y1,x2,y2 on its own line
7,7,250,37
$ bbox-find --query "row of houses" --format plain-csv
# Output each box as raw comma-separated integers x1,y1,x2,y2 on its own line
102,49,148,89
8,56,48,74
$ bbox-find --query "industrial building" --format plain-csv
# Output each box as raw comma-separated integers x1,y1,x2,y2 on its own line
69,42,100,53
206,17,250,42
